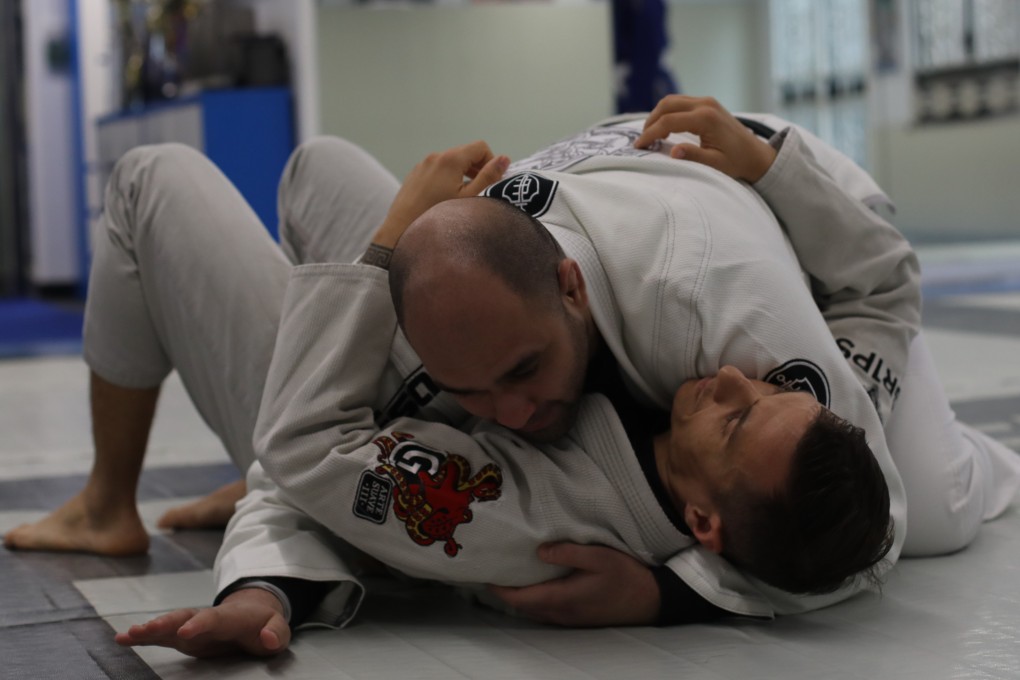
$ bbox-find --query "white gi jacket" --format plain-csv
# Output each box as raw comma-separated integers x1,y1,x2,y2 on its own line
216,123,920,626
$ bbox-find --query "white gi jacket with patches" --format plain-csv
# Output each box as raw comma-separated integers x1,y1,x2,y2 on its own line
215,122,920,626
218,265,696,626
495,119,919,617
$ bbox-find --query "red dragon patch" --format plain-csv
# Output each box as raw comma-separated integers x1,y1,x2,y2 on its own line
373,433,502,557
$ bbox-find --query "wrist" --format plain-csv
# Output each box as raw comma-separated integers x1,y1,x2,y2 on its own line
746,145,778,183
371,212,414,250
223,586,288,618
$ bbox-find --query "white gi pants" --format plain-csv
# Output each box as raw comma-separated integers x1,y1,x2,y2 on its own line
82,138,1019,557
83,139,397,472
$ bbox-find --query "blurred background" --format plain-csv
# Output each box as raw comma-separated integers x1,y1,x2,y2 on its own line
0,0,1017,307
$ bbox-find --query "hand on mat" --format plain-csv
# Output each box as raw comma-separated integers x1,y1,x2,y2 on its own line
633,94,777,183
373,141,511,248
114,588,290,658
488,542,660,627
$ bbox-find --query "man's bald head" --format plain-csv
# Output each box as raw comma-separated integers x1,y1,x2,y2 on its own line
389,197,566,329
388,196,593,441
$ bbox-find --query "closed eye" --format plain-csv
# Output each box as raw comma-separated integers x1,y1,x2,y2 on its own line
504,357,539,383
725,404,755,439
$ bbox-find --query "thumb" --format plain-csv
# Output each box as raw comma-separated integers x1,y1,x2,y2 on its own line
462,155,510,196
671,143,728,175
259,614,291,653
671,142,714,165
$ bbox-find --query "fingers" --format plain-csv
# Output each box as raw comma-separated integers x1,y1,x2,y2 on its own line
536,542,613,570
636,95,723,147
447,140,509,194
487,579,573,624
634,109,713,150
176,606,225,640
458,140,496,178
115,603,290,659
462,154,510,196
671,142,727,172
116,609,201,646
643,94,721,130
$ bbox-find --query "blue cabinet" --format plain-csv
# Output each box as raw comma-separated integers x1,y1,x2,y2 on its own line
96,87,294,239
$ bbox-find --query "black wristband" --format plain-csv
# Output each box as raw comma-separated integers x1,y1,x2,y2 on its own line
362,244,394,270
652,565,730,626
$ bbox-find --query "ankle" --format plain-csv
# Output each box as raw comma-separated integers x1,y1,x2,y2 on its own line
80,483,138,520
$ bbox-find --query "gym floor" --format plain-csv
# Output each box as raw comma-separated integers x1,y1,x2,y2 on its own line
2,243,1019,680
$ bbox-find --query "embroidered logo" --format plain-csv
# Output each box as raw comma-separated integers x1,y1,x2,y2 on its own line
484,172,558,218
370,433,502,557
836,337,902,410
353,470,393,524
506,126,656,174
764,359,831,407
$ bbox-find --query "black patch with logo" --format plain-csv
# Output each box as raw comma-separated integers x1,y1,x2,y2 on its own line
764,359,831,407
353,469,393,524
484,172,558,218
377,367,440,424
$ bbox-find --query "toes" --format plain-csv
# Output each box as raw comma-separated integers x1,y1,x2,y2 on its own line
156,510,181,529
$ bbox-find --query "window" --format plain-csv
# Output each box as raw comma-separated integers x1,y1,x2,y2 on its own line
770,0,870,167
913,0,1020,122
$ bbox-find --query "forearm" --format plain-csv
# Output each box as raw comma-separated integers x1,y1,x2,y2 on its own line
753,128,921,420
254,264,397,485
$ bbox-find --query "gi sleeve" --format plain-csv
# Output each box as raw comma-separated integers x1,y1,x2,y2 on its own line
249,262,581,591
213,460,368,629
753,127,921,423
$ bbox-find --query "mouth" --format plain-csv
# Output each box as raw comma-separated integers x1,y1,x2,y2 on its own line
521,404,555,434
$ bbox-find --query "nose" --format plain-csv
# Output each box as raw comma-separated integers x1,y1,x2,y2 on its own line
711,365,758,406
492,388,537,430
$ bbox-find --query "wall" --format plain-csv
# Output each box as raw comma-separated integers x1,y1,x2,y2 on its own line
866,0,1020,242
873,117,1020,242
665,0,765,113
314,0,764,178
315,3,616,179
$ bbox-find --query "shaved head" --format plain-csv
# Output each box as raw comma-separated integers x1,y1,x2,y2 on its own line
389,197,565,329
387,196,594,441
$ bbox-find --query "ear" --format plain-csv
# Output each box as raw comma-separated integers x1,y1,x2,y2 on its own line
684,503,724,554
556,259,588,309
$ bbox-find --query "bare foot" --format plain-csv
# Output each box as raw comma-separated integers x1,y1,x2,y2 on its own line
4,492,149,556
157,479,246,530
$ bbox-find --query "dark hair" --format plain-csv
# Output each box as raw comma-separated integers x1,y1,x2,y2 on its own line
717,407,895,595
389,197,565,327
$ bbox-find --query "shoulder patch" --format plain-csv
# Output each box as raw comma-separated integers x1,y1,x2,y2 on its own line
353,469,393,524
369,433,503,558
764,359,831,408
484,172,558,218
